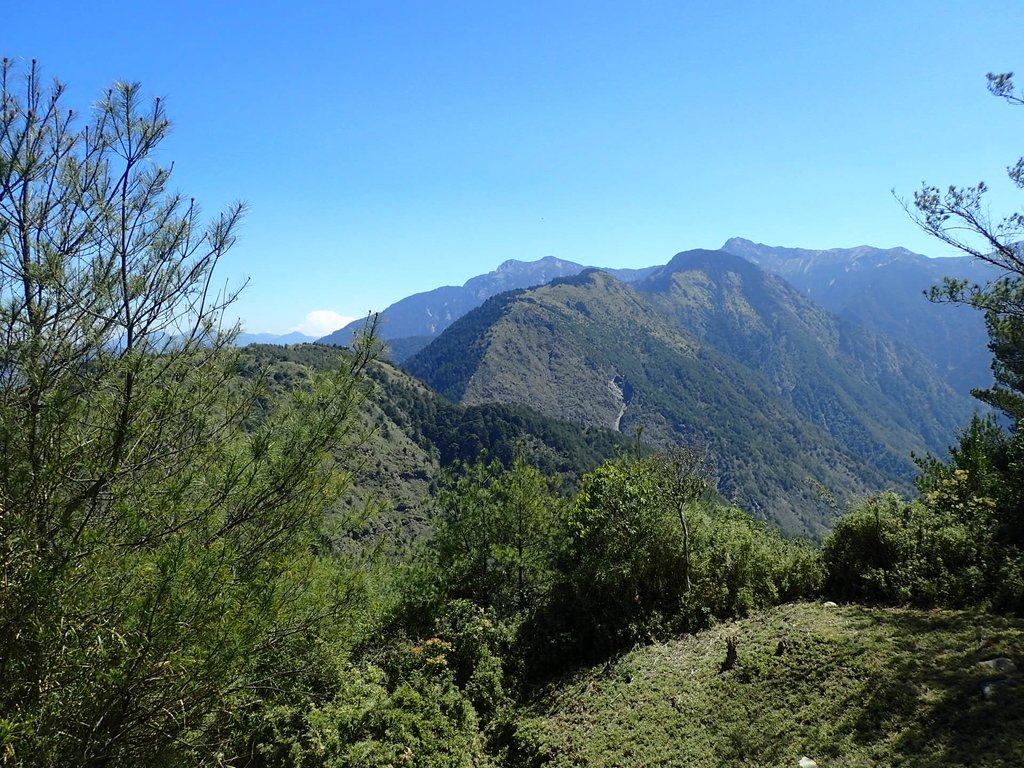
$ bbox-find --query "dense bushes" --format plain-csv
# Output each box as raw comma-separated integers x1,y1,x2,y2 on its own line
226,645,483,768
425,457,565,618
400,452,824,693
824,492,990,606
824,487,1024,613
533,455,823,670
824,418,1024,613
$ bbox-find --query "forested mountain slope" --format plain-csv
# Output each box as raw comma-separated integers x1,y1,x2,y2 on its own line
636,249,973,474
722,237,996,394
404,270,914,535
238,344,633,537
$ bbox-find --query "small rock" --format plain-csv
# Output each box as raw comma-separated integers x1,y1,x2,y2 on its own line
982,677,1019,701
798,757,818,768
822,601,838,608
978,657,1017,675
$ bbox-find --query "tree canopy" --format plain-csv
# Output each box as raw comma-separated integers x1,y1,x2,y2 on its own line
907,72,1024,425
827,72,1024,612
0,58,375,766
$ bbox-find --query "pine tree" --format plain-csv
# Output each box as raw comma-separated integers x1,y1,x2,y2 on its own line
0,58,374,765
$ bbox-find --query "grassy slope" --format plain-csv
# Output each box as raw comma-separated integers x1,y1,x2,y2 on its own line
505,602,1024,767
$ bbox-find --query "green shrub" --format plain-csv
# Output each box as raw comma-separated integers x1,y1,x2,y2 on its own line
231,649,482,767
421,456,567,620
823,491,993,606
526,455,824,674
433,600,511,722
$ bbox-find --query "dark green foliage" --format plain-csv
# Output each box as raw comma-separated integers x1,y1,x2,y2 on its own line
392,451,822,710
424,456,566,618
0,62,377,766
824,492,994,607
824,422,1024,613
364,355,634,480
523,454,824,674
917,415,1024,550
227,646,483,767
433,600,511,722
548,457,698,655
979,298,1024,423
382,457,569,722
243,343,633,483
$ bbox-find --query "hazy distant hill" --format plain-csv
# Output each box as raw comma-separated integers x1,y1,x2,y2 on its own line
404,265,951,535
721,237,995,394
318,255,658,358
235,331,317,346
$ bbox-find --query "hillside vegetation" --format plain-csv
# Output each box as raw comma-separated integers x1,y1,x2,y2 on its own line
503,602,1024,767
236,344,635,539
6,59,1024,768
723,237,995,395
637,249,969,463
405,262,970,535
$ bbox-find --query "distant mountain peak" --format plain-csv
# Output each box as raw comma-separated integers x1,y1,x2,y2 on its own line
722,236,756,250
722,237,924,264
320,254,591,350
666,248,749,270
640,248,763,293
234,330,317,347
494,255,576,274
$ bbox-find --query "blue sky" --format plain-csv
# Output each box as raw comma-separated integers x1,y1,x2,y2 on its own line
5,1,1024,335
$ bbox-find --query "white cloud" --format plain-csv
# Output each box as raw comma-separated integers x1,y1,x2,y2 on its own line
292,310,357,338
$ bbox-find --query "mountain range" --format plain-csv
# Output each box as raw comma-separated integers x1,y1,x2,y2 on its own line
720,238,995,394
299,238,999,533
403,248,978,535
235,330,317,346
318,255,658,359
319,238,996,400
